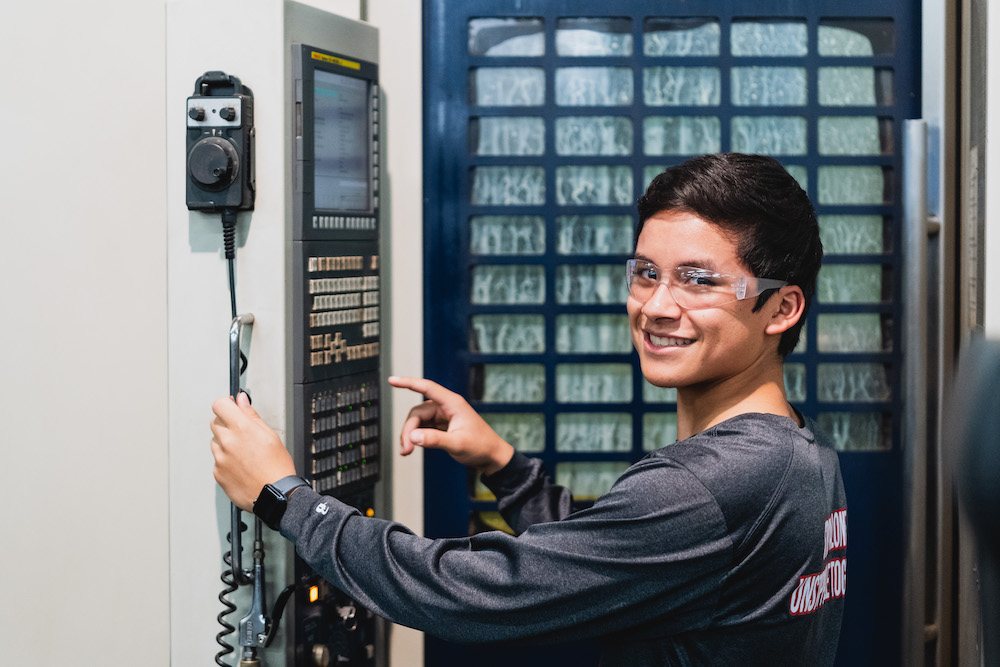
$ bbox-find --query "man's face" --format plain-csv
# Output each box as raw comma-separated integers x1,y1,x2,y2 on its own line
627,210,780,390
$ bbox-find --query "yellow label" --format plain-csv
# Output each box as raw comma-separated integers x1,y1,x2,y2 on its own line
311,51,361,70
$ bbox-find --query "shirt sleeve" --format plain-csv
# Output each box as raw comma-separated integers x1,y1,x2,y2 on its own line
280,455,735,645
479,451,572,535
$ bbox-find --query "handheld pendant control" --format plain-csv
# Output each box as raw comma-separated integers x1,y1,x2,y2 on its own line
186,71,255,211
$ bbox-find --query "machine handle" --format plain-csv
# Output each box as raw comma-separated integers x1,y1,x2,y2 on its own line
230,313,255,399
229,313,255,586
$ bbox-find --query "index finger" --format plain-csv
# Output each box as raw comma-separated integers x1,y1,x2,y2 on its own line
387,376,459,405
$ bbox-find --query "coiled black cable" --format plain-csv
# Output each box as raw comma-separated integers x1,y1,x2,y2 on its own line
215,522,245,666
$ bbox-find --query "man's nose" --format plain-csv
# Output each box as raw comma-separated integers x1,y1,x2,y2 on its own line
641,280,683,317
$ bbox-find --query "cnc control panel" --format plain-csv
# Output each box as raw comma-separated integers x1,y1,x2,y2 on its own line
291,43,381,666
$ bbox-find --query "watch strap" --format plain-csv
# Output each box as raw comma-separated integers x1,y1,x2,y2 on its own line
270,474,310,497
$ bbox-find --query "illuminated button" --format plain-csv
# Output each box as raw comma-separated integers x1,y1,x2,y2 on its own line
365,508,375,517
309,585,320,603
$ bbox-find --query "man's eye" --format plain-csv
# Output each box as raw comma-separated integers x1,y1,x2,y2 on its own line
639,266,658,280
680,269,718,286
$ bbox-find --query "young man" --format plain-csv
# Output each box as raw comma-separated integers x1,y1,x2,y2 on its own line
211,153,847,665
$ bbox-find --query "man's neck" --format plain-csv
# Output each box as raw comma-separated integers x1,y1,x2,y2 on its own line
675,363,799,441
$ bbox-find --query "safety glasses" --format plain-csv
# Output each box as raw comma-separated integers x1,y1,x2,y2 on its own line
625,258,788,310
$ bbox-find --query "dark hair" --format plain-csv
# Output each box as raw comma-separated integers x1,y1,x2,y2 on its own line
636,153,822,357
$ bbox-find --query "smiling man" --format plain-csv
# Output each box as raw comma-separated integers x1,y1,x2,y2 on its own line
211,153,847,666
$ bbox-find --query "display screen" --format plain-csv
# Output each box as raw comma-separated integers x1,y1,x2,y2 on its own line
313,70,370,211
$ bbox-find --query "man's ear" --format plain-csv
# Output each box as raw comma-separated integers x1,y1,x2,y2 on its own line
764,285,806,335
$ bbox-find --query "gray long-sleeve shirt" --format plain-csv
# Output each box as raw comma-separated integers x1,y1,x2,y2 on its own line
281,412,847,665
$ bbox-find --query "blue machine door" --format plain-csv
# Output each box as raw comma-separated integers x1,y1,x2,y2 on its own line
423,2,919,664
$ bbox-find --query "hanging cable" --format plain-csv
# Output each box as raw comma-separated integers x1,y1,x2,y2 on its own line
216,207,249,665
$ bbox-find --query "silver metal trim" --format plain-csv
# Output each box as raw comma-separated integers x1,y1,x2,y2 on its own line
902,118,929,665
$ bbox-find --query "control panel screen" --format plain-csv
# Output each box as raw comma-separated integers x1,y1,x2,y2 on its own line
313,71,370,212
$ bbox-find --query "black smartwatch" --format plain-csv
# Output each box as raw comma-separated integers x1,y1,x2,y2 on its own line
253,475,310,531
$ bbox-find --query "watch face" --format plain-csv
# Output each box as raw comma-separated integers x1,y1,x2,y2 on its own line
254,484,286,531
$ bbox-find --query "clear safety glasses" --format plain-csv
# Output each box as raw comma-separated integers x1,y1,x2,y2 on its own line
625,258,789,310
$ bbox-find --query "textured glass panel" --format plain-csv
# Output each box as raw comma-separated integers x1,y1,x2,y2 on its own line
819,20,894,57
471,68,545,106
471,265,545,304
471,314,545,353
482,412,545,452
556,413,631,452
643,381,677,403
644,412,678,450
818,117,887,156
556,461,630,499
818,67,874,106
556,166,633,205
556,314,631,353
556,364,633,403
470,216,546,255
818,67,893,106
817,412,890,451
817,264,884,304
731,116,807,155
643,116,720,155
556,264,629,304
818,215,884,254
471,117,545,156
731,21,807,57
555,67,633,106
478,364,545,403
469,18,544,56
785,165,808,190
817,166,886,205
557,18,633,56
817,363,891,402
732,67,807,106
471,166,545,205
784,363,807,402
556,117,633,156
557,215,633,255
817,313,887,353
643,18,720,56
643,67,720,106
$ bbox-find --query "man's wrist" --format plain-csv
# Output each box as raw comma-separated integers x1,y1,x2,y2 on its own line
253,475,309,530
479,443,516,477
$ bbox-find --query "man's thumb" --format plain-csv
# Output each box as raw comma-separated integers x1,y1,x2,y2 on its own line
236,392,259,417
411,428,447,451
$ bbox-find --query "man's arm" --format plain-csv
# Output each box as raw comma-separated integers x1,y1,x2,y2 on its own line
482,452,573,534
281,456,731,644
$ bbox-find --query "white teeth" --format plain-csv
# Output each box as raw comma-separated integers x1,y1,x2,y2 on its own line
649,334,694,347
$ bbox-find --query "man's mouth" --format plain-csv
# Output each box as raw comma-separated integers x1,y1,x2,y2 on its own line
648,333,695,348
